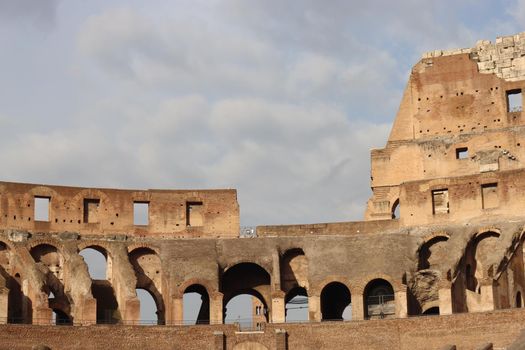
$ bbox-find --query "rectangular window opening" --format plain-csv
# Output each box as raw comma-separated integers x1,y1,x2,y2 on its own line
482,183,498,209
456,147,469,159
507,89,522,112
133,202,149,226
432,189,449,215
186,201,203,227
34,196,50,222
83,198,100,224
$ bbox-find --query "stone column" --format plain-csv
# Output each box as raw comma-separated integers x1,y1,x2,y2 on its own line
395,288,408,318
79,297,97,325
210,292,224,325
275,329,287,350
439,287,453,315
34,306,52,325
214,331,225,350
271,291,285,323
352,294,364,320
309,295,321,321
0,286,8,324
172,296,183,325
480,284,495,312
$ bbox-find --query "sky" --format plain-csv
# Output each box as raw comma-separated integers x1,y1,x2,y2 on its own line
0,0,524,228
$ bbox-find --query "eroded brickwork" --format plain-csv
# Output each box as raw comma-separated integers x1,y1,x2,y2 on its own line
2,33,525,349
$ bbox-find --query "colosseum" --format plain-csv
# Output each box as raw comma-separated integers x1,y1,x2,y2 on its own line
2,33,525,350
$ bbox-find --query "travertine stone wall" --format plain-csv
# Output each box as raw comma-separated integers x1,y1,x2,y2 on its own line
423,32,525,82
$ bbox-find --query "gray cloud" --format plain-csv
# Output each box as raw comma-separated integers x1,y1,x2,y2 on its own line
0,0,60,29
0,1,522,227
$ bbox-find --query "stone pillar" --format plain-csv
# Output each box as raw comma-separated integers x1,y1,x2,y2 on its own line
275,329,287,350
0,287,8,324
214,331,225,350
309,295,321,321
172,296,183,325
395,288,408,318
34,306,52,325
210,292,223,325
79,297,97,325
439,288,453,315
124,297,140,325
352,294,364,320
480,284,495,312
271,291,285,323
271,250,281,287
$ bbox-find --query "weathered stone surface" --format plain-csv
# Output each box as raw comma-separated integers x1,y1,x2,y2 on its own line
2,32,525,349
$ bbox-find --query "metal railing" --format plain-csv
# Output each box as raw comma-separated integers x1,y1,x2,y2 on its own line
239,226,257,238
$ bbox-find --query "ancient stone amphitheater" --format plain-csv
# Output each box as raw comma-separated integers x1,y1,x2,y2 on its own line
3,33,525,350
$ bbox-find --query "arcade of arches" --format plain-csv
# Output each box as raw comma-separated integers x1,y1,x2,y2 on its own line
0,225,522,326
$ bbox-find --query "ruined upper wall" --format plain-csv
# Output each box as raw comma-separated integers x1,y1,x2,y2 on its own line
366,32,525,221
423,32,525,82
388,32,525,143
0,181,239,238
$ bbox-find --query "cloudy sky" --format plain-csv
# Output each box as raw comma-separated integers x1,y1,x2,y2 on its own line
0,0,523,226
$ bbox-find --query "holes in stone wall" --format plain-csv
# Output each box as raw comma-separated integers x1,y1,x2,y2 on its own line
456,147,468,159
83,198,100,224
186,202,203,227
507,89,523,112
481,183,498,209
34,197,50,222
133,202,149,226
432,189,449,214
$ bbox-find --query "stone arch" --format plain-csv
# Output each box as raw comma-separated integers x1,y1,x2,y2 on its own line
311,276,354,297
129,247,164,325
418,233,450,270
221,262,271,324
285,286,308,322
280,248,308,293
30,243,73,324
78,244,113,281
78,244,119,324
71,189,115,224
355,274,402,295
223,259,272,277
177,278,216,299
391,198,400,219
183,284,210,325
363,278,395,319
127,243,160,255
30,243,65,282
320,282,351,321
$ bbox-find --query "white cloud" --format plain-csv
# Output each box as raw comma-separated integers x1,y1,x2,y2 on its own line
0,1,522,226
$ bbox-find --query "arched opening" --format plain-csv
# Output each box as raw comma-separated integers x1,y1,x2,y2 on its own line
8,273,30,324
418,235,449,270
517,292,523,308
224,291,268,330
80,247,109,280
320,282,351,321
422,306,439,315
81,246,119,324
285,287,308,322
52,309,72,325
136,288,158,325
129,247,165,325
31,244,73,324
281,249,308,292
30,244,64,281
183,284,210,325
222,262,271,330
364,279,395,319
391,199,400,219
